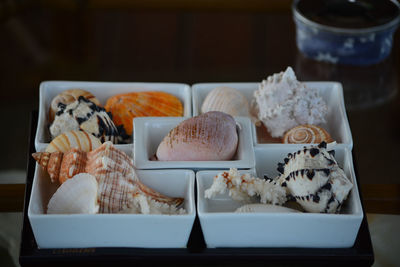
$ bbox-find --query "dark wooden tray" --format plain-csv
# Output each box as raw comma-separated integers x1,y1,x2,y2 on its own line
19,111,374,266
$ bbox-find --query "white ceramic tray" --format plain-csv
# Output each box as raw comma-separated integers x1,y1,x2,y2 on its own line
28,167,196,249
133,116,255,170
192,82,353,149
196,145,363,248
34,81,192,153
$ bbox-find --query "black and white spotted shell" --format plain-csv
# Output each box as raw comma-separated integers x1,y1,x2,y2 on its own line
50,96,121,143
276,142,353,213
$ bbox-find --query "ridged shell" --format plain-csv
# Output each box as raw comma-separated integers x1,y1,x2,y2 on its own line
33,142,184,214
156,111,238,161
49,89,100,122
46,130,102,153
235,204,300,213
50,96,120,143
201,87,250,117
47,173,99,214
32,151,63,183
282,124,333,144
276,142,353,213
105,91,183,135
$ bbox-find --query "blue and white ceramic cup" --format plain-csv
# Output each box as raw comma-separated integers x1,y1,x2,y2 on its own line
293,0,400,66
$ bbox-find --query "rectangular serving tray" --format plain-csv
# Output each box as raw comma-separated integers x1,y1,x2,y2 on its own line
19,111,374,266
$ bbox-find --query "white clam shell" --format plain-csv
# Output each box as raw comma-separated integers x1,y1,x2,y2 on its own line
235,204,300,213
47,173,99,214
201,86,251,117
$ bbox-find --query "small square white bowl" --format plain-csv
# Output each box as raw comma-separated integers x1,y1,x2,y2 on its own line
133,116,255,170
196,145,363,248
34,81,191,153
28,167,196,249
192,82,353,149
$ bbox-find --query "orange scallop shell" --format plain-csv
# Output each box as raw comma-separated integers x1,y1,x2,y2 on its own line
105,91,183,135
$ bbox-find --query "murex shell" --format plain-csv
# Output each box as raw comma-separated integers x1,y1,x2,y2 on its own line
50,96,121,143
276,142,353,213
105,91,183,136
49,89,101,122
33,142,184,214
204,142,353,214
156,111,238,161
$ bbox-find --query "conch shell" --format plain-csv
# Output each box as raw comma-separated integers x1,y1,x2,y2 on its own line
49,89,101,122
105,91,183,135
46,130,102,152
282,124,333,144
34,142,184,214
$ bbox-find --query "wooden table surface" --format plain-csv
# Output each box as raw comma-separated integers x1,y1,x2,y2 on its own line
0,1,399,214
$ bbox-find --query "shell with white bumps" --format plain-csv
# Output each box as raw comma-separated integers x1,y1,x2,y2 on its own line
253,67,328,137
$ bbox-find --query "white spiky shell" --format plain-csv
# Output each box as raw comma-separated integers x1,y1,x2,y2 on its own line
201,87,251,117
46,130,102,152
235,204,300,213
47,173,99,214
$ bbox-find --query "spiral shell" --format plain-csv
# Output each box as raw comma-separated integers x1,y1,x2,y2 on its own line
49,89,100,122
282,124,333,144
46,130,102,153
33,142,184,214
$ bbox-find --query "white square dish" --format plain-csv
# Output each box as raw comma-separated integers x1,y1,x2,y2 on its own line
192,82,353,149
196,145,363,248
133,116,255,170
28,168,196,249
34,81,191,153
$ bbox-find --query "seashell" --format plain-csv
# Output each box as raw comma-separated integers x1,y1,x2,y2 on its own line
34,142,184,214
32,151,63,183
47,173,99,214
235,204,301,213
201,87,259,124
282,124,333,144
105,91,183,136
46,130,102,153
253,67,327,137
205,142,353,214
156,111,238,161
276,142,353,213
50,96,121,143
49,89,101,122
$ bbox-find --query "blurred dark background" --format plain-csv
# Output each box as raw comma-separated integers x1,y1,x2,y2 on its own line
0,0,399,185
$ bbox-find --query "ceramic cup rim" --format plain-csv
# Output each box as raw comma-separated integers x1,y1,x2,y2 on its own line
292,0,400,35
